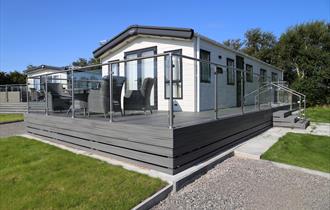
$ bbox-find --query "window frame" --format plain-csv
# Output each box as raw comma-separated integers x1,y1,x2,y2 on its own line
226,58,235,85
199,49,211,83
271,72,278,82
260,68,267,83
245,64,253,83
164,49,183,99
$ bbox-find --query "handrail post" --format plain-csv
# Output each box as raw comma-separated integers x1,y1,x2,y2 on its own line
5,85,8,102
26,78,29,113
45,76,48,116
257,77,260,111
298,95,302,118
109,62,113,123
304,96,306,119
71,69,75,118
241,69,244,114
169,53,174,129
214,65,218,119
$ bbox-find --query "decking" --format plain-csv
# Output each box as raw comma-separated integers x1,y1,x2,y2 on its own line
24,105,288,175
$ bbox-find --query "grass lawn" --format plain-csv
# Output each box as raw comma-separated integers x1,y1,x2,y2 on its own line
261,133,330,173
306,106,330,123
0,136,167,210
0,113,24,123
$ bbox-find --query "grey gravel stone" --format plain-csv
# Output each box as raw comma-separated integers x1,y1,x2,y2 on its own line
153,157,330,210
0,122,25,137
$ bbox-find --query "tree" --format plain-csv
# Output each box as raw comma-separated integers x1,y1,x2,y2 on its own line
72,57,100,67
276,21,330,105
242,28,278,65
0,71,26,84
223,39,244,50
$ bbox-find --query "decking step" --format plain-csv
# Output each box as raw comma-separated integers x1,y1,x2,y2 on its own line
273,110,292,118
273,115,298,123
273,118,310,129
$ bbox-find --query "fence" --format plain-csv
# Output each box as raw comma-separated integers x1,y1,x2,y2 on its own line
26,53,304,128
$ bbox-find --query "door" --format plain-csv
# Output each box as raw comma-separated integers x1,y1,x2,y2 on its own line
236,56,245,107
125,47,157,108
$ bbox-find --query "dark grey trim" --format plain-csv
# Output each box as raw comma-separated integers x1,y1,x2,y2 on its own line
93,25,194,58
164,49,183,100
24,65,65,74
124,46,158,109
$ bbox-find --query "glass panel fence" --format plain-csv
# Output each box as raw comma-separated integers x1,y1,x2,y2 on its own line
27,76,46,113
0,84,27,103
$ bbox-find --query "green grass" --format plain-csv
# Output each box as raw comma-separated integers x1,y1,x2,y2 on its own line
0,136,166,210
306,106,330,123
261,133,330,173
0,113,24,123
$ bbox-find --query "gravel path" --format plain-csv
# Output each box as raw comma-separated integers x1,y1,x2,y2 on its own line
153,157,330,210
0,122,25,137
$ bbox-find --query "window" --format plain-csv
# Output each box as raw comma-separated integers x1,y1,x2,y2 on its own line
246,64,253,82
200,49,211,83
227,58,235,85
260,69,267,83
165,49,182,99
271,72,278,82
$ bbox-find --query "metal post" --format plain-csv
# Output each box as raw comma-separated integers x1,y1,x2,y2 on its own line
269,82,272,108
5,85,8,102
298,95,302,118
289,93,292,110
241,70,244,114
45,76,48,116
303,96,306,119
214,65,218,119
26,78,29,113
168,53,174,129
109,63,113,123
71,69,75,118
257,77,260,111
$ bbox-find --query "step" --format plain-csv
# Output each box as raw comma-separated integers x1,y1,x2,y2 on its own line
273,110,292,118
273,119,310,129
273,115,298,123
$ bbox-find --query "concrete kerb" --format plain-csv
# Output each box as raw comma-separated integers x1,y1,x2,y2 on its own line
0,119,24,125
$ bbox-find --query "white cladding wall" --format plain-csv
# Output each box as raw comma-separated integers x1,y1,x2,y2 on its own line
100,36,196,112
28,70,67,90
198,38,283,111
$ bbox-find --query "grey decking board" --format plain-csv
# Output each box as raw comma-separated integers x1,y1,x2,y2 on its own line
26,114,173,143
26,122,174,156
172,122,272,166
27,133,174,174
172,124,271,174
27,127,174,168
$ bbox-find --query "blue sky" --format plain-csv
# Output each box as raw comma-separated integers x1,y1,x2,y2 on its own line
0,0,329,72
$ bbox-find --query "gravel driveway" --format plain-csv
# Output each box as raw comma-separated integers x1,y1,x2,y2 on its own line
153,157,330,210
0,122,25,137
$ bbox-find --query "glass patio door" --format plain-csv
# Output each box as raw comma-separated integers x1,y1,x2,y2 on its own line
126,54,138,90
125,47,157,108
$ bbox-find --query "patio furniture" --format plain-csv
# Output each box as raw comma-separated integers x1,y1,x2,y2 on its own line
124,77,155,115
87,76,125,118
47,83,71,112
66,93,89,116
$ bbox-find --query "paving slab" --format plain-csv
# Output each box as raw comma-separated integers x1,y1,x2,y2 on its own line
235,123,330,159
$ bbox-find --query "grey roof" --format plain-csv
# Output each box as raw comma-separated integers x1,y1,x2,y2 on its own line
24,65,65,74
93,25,194,58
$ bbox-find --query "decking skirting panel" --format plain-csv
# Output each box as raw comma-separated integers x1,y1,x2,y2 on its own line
25,109,274,175
25,114,175,174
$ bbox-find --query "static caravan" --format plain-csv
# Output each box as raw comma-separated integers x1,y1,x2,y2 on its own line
93,25,283,113
25,25,305,175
